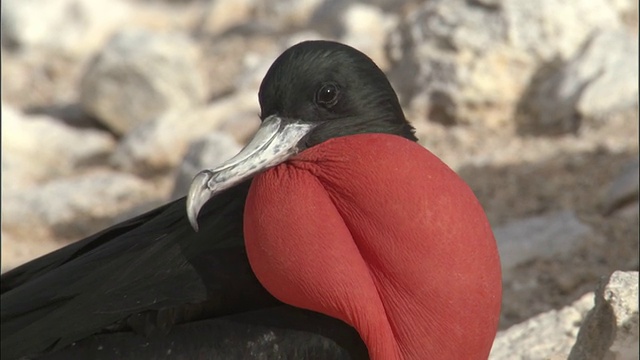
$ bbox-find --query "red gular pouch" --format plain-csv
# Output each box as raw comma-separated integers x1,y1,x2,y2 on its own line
244,133,502,360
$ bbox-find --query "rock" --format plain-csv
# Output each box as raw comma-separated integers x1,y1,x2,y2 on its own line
607,0,638,16
255,0,324,29
80,28,206,135
339,3,397,70
124,1,203,34
170,132,241,200
602,157,640,215
490,292,595,360
1,104,115,190
285,31,326,48
1,50,85,109
2,171,159,242
305,0,356,37
231,45,281,95
111,92,256,175
1,0,131,56
388,0,622,127
218,111,261,144
569,271,639,360
200,35,279,100
494,210,592,271
607,0,639,28
522,29,639,135
307,0,409,42
199,0,255,36
2,0,132,56
573,31,639,120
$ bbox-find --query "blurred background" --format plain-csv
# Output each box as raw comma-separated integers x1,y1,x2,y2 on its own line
1,0,638,358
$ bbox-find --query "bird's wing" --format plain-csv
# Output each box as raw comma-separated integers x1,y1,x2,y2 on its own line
38,306,369,360
1,181,279,359
1,200,176,295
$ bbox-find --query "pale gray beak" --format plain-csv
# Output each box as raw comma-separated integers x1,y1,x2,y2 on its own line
186,115,316,231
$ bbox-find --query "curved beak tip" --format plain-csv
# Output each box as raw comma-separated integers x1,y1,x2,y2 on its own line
187,171,213,232
188,212,200,232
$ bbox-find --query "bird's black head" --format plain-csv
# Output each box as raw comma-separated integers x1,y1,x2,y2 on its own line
188,41,416,230
258,41,417,148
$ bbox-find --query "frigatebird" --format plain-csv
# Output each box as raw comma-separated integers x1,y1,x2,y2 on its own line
1,40,502,359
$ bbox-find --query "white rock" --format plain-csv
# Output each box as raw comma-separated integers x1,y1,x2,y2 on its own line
606,0,639,25
502,1,620,60
575,31,639,119
1,0,131,56
340,3,397,70
524,29,639,134
2,171,159,242
200,35,280,100
494,210,593,271
490,292,595,360
218,112,261,144
233,51,280,95
1,104,115,190
170,132,242,200
80,28,206,134
569,271,639,360
199,0,255,35
388,0,622,127
111,93,257,175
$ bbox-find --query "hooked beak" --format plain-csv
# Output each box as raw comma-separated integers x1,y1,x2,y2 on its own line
187,115,316,231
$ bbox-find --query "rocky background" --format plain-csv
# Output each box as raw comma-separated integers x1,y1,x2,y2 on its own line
1,0,638,358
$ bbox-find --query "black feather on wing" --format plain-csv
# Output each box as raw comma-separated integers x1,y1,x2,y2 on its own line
1,181,274,357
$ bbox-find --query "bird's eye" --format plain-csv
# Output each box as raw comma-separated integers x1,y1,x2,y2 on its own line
315,83,340,108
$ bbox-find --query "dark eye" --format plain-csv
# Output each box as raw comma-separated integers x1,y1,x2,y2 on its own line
315,83,340,108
